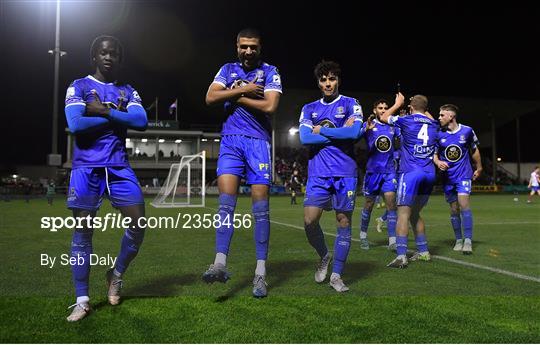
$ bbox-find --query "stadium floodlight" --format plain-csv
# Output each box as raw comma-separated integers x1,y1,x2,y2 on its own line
141,138,148,143
126,138,131,142
49,0,67,164
497,157,502,162
158,139,165,143
151,151,206,208
201,138,208,142
289,127,299,136
12,175,18,179
175,139,182,143
213,139,220,142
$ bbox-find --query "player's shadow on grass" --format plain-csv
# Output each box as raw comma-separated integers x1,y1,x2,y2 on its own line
343,261,379,285
214,278,253,303
126,273,200,296
268,259,315,289
214,260,312,303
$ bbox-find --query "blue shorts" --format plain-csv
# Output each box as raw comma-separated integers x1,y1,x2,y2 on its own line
444,179,472,203
396,171,435,207
67,166,144,211
532,186,540,192
217,135,271,185
362,172,397,197
304,176,357,212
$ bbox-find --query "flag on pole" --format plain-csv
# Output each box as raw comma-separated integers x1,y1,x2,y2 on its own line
145,98,157,111
169,99,177,115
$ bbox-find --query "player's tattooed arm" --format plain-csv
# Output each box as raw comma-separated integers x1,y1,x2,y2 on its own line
236,90,280,115
433,153,449,171
379,92,405,123
206,76,263,106
471,148,483,180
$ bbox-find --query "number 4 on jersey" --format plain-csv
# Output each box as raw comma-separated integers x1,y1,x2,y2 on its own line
417,124,429,146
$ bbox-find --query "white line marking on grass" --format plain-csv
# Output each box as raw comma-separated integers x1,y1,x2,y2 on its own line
204,206,540,283
270,219,540,284
430,255,540,283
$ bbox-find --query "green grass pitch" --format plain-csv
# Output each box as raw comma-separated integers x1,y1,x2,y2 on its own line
0,194,539,343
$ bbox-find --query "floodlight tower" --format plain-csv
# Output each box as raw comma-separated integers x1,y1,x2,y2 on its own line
47,0,66,166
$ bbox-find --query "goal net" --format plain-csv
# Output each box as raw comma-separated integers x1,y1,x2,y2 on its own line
151,151,206,208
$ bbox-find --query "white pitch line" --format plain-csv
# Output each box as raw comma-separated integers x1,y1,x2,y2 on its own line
204,206,540,283
270,219,540,284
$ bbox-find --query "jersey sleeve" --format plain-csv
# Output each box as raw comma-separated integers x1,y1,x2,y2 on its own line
299,105,313,128
388,115,403,127
469,128,480,150
345,98,363,124
212,64,229,88
126,85,144,109
65,80,85,108
264,66,283,93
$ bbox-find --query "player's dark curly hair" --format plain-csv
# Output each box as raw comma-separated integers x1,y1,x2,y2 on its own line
373,99,389,108
314,60,341,80
90,35,124,64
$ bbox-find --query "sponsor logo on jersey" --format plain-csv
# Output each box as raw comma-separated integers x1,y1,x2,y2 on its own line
311,112,318,118
445,144,462,162
375,135,392,152
259,163,269,171
272,74,281,84
319,119,336,128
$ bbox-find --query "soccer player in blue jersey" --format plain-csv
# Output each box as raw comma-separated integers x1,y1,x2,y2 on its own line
202,28,282,298
359,99,399,251
433,104,482,254
64,36,148,321
299,61,364,292
379,93,439,268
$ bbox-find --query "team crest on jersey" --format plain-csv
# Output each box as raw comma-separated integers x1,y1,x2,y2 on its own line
319,119,336,128
444,144,462,162
376,135,392,152
272,74,281,84
230,73,238,78
256,70,264,82
335,106,345,118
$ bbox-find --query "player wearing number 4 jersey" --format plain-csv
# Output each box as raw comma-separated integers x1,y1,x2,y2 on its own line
434,104,482,254
379,93,439,268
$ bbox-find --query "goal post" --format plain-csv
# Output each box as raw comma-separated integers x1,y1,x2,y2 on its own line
150,151,206,208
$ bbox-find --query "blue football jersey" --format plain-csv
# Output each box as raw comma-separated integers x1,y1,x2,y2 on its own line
299,95,363,177
436,124,479,182
388,113,439,174
363,119,399,173
65,75,143,168
213,62,282,142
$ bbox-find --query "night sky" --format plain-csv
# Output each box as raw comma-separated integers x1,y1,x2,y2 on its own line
1,1,538,166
